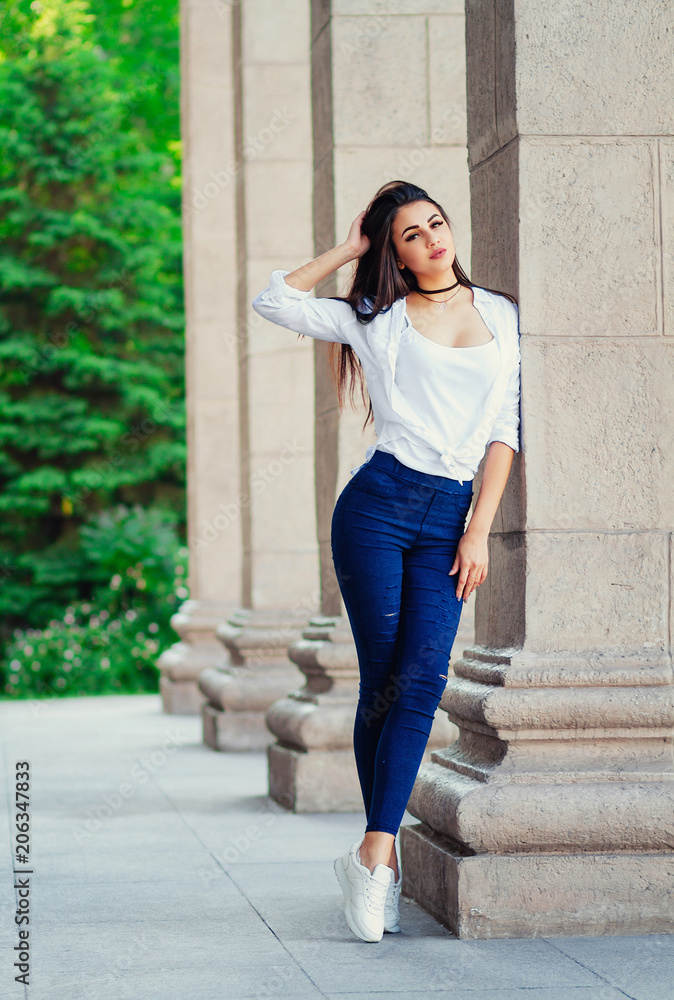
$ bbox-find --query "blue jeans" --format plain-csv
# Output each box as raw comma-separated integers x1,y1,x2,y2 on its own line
330,449,473,837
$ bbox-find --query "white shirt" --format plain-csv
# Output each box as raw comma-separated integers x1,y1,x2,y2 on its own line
251,269,521,482
379,320,501,480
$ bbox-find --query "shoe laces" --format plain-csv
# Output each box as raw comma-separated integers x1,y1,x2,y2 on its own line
387,878,401,903
364,871,390,913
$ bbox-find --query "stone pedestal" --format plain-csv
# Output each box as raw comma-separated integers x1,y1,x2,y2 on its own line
199,609,306,751
158,600,230,714
402,646,674,938
266,615,459,813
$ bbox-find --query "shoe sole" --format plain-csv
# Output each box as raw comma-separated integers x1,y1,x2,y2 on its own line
334,858,382,943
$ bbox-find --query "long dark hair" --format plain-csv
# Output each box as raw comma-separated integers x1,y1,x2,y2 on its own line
329,180,517,430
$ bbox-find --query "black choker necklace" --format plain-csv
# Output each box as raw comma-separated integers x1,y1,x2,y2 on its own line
417,279,460,294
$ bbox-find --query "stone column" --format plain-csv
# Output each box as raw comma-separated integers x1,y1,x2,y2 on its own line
265,0,471,810
199,0,320,747
402,0,674,938
159,0,242,714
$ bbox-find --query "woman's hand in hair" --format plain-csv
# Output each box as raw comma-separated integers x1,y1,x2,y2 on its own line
344,211,370,259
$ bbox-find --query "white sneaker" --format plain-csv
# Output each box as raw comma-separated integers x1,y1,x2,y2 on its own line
334,841,393,943
384,843,402,933
384,870,402,933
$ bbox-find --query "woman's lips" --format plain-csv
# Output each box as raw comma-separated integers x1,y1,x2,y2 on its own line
430,248,446,259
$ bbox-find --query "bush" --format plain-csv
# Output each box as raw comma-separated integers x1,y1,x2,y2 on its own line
1,504,188,699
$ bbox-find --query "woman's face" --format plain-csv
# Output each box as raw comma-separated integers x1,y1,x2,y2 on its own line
391,200,456,281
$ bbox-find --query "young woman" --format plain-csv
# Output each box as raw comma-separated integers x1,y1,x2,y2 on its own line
252,180,521,943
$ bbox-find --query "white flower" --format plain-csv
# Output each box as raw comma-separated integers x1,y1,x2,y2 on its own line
148,623,159,634
63,650,74,661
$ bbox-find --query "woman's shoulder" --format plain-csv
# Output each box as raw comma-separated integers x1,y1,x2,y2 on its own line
473,285,519,332
472,284,517,309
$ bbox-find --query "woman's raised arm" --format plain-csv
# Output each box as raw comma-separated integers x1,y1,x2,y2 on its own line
283,211,370,291
251,212,371,344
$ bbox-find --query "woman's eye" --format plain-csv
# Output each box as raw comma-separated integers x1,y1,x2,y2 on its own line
404,221,443,241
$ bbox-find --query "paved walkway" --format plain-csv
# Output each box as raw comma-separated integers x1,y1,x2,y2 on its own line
0,695,671,1000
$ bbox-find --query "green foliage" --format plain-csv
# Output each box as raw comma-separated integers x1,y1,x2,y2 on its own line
1,504,189,699
85,0,181,167
0,0,185,637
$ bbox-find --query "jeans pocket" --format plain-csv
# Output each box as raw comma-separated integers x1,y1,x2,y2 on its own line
348,465,406,499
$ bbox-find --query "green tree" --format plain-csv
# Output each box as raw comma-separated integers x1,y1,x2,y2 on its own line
0,0,185,633
88,0,181,165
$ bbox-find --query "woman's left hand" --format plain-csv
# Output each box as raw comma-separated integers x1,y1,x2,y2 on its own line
450,528,489,602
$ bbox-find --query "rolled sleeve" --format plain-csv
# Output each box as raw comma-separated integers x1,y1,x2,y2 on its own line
251,269,353,345
486,305,521,453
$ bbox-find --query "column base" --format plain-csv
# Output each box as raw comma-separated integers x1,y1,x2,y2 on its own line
202,702,273,752
157,599,233,714
400,823,674,939
267,743,362,813
199,608,307,751
265,614,461,812
159,675,209,716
